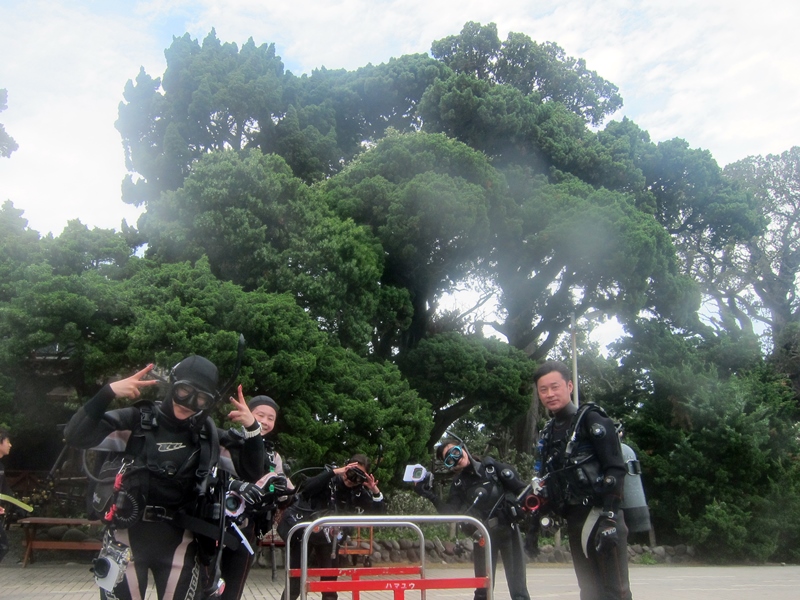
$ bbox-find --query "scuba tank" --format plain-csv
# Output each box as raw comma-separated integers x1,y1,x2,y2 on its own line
620,443,651,533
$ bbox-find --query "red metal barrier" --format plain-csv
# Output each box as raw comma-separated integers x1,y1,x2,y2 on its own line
290,515,494,600
300,565,490,600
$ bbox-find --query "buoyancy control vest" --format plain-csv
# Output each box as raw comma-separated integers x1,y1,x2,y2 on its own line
538,404,609,514
89,400,220,527
453,456,526,527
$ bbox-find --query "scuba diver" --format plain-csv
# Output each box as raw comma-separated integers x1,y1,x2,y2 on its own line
64,357,265,600
279,454,384,600
533,360,632,600
219,395,293,600
413,438,531,600
0,427,13,563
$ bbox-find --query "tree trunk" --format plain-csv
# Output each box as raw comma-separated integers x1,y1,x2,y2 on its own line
512,386,540,455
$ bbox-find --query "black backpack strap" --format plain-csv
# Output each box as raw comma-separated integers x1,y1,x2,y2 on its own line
197,416,219,479
564,403,607,459
195,416,220,496
125,401,157,500
134,401,164,477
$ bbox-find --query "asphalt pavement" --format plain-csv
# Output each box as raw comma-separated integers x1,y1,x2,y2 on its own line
2,560,799,600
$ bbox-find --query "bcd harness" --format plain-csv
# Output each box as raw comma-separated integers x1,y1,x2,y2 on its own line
94,401,241,550
454,457,526,530
538,403,610,514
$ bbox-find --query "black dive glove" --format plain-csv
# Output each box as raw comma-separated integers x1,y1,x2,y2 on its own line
594,512,619,553
267,475,288,496
413,473,436,502
228,479,267,505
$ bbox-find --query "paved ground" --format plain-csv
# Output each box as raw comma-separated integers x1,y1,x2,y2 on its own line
2,560,800,599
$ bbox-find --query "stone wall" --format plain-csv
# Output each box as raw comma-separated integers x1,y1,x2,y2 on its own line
360,538,698,566
534,542,697,565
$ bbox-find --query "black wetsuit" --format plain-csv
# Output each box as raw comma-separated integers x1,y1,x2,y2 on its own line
219,438,289,600
539,402,632,600
0,458,11,563
64,384,264,600
426,456,531,600
281,468,385,600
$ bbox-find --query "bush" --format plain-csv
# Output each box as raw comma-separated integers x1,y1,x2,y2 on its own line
677,500,748,562
383,490,451,541
631,364,800,562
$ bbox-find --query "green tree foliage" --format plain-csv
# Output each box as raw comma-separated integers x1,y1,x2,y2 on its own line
418,64,639,192
117,31,288,206
398,332,535,448
0,89,18,158
345,54,451,137
140,149,384,350
632,361,799,561
491,173,691,360
595,123,764,338
118,257,431,477
275,55,450,180
0,201,43,301
324,131,506,354
638,139,758,245
431,22,623,126
116,34,450,208
0,216,138,468
45,220,136,278
0,205,36,435
638,139,763,331
0,234,431,479
279,343,432,478
597,317,798,561
0,256,133,392
722,148,800,360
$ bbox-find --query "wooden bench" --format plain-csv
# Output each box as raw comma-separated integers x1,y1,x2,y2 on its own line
19,517,102,567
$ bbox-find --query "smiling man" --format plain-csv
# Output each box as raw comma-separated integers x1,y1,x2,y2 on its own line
534,360,632,600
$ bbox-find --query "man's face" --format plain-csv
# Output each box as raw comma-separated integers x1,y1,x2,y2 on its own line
536,371,574,413
0,437,11,459
252,405,277,436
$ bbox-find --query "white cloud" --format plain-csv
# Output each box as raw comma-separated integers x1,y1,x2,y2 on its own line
1,0,798,236
0,1,165,235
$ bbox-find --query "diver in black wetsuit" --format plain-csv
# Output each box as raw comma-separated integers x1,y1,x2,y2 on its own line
219,395,292,600
279,454,384,600
534,360,632,600
414,439,531,600
65,357,265,600
0,428,13,564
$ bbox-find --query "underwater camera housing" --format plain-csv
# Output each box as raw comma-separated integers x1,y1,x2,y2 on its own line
93,531,131,592
402,464,428,483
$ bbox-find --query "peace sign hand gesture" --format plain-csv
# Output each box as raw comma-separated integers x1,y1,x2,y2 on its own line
227,384,256,428
109,364,160,400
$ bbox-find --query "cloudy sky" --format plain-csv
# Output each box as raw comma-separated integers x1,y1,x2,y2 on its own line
1,0,798,237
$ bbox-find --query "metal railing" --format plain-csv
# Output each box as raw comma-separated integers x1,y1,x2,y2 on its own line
284,514,494,600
